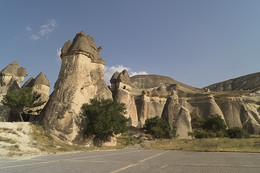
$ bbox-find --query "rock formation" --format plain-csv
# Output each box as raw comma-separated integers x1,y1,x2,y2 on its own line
162,90,192,139
22,72,50,119
110,70,138,127
42,31,112,143
110,72,260,137
0,62,27,121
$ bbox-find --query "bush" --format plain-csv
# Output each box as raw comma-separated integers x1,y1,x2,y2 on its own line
189,129,216,138
143,117,172,139
225,127,250,138
190,111,204,129
81,99,128,145
190,114,227,139
202,114,227,132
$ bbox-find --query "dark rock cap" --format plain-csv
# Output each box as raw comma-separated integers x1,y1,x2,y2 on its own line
118,70,132,86
22,72,50,88
61,31,105,65
110,70,132,86
34,72,50,87
110,71,120,84
1,61,27,77
22,77,35,88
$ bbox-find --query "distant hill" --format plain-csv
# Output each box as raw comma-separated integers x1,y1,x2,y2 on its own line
204,72,260,92
130,74,202,94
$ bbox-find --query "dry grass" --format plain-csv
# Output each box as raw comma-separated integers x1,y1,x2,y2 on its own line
0,136,17,144
144,137,260,153
0,128,19,136
30,124,94,154
29,124,123,154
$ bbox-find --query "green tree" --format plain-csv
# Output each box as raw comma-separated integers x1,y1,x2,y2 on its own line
81,98,128,145
202,114,227,133
1,87,45,122
189,114,227,138
143,117,172,139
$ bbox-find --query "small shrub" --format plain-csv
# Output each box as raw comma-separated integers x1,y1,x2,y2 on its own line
202,114,227,132
189,129,216,138
225,127,250,138
143,117,172,139
190,111,204,129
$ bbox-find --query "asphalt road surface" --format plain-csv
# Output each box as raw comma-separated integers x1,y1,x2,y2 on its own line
0,148,259,173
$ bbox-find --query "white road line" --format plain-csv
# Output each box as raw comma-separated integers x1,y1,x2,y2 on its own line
160,165,168,169
0,160,62,169
0,149,142,170
165,163,260,168
110,151,167,173
69,150,142,160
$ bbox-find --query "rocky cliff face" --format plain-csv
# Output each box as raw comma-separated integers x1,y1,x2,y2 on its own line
42,31,112,143
111,71,260,137
0,62,27,121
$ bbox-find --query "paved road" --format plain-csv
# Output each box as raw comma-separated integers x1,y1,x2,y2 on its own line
0,148,259,173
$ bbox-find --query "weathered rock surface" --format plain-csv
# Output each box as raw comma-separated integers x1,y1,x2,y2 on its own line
22,72,50,119
110,72,260,137
0,62,27,121
162,91,192,139
175,107,192,139
110,70,138,127
42,31,112,143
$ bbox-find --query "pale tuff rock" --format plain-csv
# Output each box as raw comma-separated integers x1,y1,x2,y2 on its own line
42,31,112,143
110,70,138,127
110,73,260,136
22,72,50,117
0,61,27,87
161,91,192,139
175,107,192,139
162,91,181,129
0,62,27,121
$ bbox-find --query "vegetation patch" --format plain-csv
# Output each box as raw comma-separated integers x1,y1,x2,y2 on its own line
0,136,17,144
144,138,260,152
30,124,94,153
0,128,19,135
81,99,128,146
143,117,172,139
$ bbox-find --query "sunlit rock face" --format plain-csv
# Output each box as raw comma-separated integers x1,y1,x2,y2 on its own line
110,70,138,127
0,62,27,121
22,72,50,117
42,32,112,143
110,72,260,137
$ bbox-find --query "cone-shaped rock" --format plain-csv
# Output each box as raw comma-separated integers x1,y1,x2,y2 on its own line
42,32,112,143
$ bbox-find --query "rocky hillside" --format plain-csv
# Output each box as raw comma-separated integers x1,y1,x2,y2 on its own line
111,70,260,137
204,72,260,92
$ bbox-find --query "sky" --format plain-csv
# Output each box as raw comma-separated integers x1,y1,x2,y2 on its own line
1,0,259,92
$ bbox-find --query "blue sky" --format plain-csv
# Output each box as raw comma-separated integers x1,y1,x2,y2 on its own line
1,0,259,91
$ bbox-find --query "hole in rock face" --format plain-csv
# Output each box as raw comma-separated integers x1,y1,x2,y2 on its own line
123,86,126,89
